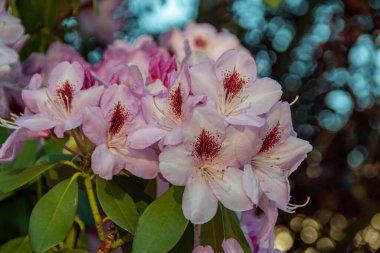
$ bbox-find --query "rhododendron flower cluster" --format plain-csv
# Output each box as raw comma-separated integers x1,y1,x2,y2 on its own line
0,21,312,253
0,0,28,117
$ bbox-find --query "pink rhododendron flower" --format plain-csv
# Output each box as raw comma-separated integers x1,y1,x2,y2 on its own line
16,61,104,137
0,12,25,45
147,51,176,88
240,200,277,249
0,44,18,74
190,49,282,128
159,104,253,224
0,127,49,162
192,238,244,253
160,22,245,61
128,64,205,149
23,42,87,75
192,245,214,253
241,102,312,210
94,36,161,82
82,84,159,180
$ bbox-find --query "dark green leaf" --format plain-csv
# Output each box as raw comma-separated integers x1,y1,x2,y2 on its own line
75,229,89,250
46,164,78,188
200,208,224,252
144,179,157,199
132,186,188,253
0,163,57,193
57,250,88,253
36,154,74,165
0,127,8,144
77,190,94,226
200,206,251,253
0,236,32,253
29,177,79,253
16,0,59,31
114,175,153,203
0,191,13,201
169,223,194,253
96,177,138,234
0,197,31,241
37,137,69,158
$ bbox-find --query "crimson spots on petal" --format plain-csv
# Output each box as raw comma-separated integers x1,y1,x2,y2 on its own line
109,102,129,136
194,36,208,49
169,85,183,118
260,122,281,153
192,129,222,162
57,81,74,110
223,69,247,101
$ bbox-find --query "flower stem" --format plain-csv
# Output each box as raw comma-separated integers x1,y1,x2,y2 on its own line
84,175,105,240
111,234,133,249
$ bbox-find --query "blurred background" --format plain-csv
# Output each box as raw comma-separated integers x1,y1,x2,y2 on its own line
3,0,380,252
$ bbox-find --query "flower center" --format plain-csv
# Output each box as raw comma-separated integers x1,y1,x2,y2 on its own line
56,81,74,111
109,102,128,136
259,122,281,153
223,69,247,101
169,85,183,119
192,129,221,162
194,36,207,49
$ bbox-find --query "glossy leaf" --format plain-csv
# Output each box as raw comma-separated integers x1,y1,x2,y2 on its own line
200,206,251,253
132,186,188,253
29,177,79,253
0,236,32,253
0,163,57,193
96,177,138,234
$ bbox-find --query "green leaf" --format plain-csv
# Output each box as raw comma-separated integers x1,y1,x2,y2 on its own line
200,206,251,253
132,186,188,253
29,177,79,253
96,177,138,234
0,163,57,193
0,236,32,253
